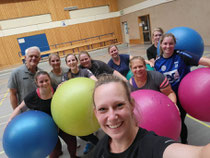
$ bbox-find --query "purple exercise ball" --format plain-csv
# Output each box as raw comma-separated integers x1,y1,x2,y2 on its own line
131,90,181,140
178,68,210,122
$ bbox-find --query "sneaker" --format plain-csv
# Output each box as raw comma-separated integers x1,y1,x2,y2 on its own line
83,143,94,154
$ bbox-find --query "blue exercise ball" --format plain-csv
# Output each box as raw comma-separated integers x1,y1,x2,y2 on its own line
3,110,58,158
157,27,204,57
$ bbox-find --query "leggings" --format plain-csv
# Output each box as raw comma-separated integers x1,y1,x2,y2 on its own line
50,129,77,158
177,95,188,144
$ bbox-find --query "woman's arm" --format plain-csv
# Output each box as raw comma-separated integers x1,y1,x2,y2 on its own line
163,143,210,158
198,57,210,67
90,75,98,81
113,70,128,82
7,101,27,124
160,84,177,104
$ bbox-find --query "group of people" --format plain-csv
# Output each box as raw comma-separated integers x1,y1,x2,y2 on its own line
7,27,210,157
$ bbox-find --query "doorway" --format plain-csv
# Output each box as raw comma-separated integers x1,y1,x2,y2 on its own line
122,21,130,44
138,15,151,44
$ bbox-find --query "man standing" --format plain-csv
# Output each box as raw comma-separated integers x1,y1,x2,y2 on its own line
8,46,41,110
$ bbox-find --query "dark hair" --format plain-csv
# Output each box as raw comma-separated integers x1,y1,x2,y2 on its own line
78,51,91,60
129,56,146,68
65,54,78,63
48,53,60,64
34,71,51,85
108,45,118,53
159,33,176,56
93,74,132,106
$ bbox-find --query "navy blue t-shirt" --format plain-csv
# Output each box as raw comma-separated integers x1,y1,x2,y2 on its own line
108,54,130,77
154,50,200,93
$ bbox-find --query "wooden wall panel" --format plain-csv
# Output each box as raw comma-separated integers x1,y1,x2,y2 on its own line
0,0,118,21
0,0,122,69
0,0,49,20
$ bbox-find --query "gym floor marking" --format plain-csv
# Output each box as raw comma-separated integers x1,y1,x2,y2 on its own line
0,90,9,107
187,114,210,128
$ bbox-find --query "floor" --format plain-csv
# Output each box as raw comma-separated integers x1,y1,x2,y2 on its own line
0,44,210,158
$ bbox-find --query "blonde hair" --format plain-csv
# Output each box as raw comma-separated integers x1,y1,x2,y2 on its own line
129,56,146,69
48,53,60,64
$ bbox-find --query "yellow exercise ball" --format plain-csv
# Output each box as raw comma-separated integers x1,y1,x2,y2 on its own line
51,77,99,136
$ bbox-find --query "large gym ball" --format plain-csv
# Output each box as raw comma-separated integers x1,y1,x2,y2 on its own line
3,111,58,158
131,90,181,140
178,68,210,122
51,77,100,136
157,27,204,57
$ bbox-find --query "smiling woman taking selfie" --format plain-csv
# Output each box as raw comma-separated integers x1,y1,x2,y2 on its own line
92,74,210,158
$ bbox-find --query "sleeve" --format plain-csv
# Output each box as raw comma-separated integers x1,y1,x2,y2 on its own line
97,60,114,74
24,91,38,110
152,71,169,89
177,50,200,66
143,131,176,158
84,69,94,78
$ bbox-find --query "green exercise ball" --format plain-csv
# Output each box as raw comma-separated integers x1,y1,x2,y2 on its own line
51,78,100,136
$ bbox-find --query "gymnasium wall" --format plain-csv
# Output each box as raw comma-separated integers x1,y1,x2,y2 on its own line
119,0,210,45
0,0,121,69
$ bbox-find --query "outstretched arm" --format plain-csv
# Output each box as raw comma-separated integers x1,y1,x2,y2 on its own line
199,57,210,67
160,84,177,104
113,70,127,82
7,101,27,124
163,143,210,158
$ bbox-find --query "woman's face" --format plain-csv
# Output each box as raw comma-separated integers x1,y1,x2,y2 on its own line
66,55,78,69
130,59,147,78
79,54,91,68
94,82,134,140
153,31,162,45
36,74,51,89
161,36,175,57
109,46,119,59
49,55,61,69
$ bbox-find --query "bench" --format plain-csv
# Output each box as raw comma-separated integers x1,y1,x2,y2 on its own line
19,33,119,62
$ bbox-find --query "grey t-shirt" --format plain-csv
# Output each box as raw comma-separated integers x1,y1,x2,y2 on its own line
49,67,68,87
130,71,169,92
8,64,39,104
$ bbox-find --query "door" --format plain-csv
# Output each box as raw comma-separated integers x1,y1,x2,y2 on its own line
138,15,151,44
122,21,130,44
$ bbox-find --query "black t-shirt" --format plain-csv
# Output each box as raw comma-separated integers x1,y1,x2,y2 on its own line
93,128,176,158
24,89,54,116
147,44,157,60
80,60,114,77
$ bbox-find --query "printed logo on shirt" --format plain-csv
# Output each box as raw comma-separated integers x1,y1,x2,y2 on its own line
174,61,178,68
161,65,167,71
163,69,180,84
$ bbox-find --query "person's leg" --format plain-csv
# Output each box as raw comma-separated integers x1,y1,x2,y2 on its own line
177,96,188,144
59,129,78,158
49,138,62,158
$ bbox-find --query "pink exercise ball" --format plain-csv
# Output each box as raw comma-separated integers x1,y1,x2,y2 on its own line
178,68,210,122
131,90,181,140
